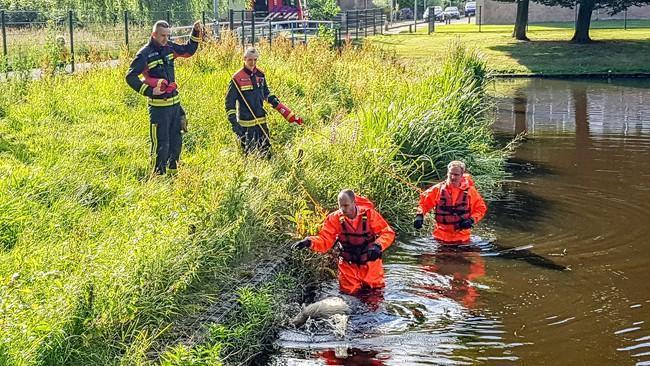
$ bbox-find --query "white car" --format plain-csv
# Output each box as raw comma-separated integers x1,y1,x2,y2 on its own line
465,1,476,16
423,6,445,21
443,6,460,19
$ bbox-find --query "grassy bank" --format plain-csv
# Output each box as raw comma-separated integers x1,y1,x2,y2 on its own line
372,21,650,74
0,34,505,365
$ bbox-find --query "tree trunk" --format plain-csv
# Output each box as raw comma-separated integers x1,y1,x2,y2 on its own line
513,0,530,40
572,0,595,43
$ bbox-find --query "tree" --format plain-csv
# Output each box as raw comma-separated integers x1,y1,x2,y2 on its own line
493,0,529,41
572,0,594,42
535,0,650,43
513,0,530,40
306,0,340,20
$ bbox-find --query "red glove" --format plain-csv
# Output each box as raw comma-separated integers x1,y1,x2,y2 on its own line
142,76,177,94
275,102,303,126
288,115,304,126
164,81,178,93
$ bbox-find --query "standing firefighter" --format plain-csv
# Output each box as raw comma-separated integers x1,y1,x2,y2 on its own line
413,160,487,243
293,190,395,295
225,47,303,158
125,20,202,175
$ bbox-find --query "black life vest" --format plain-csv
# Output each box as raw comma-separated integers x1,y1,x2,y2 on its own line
434,183,471,225
336,211,377,265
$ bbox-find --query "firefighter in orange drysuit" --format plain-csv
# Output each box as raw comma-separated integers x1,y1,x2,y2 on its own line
413,160,487,244
293,189,395,294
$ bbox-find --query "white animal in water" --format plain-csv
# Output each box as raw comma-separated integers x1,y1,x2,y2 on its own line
292,296,351,327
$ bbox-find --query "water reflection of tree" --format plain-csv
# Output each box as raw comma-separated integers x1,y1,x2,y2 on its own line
513,91,528,136
572,86,594,174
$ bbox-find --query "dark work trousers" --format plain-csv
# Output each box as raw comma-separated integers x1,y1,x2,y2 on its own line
238,123,271,159
149,103,182,175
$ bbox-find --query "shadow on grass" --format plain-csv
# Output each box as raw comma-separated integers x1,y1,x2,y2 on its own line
488,39,650,74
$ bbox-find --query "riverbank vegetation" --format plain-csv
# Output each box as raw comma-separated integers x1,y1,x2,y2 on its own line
0,34,506,364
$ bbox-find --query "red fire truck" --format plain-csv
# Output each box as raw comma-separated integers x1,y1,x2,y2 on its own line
253,0,305,19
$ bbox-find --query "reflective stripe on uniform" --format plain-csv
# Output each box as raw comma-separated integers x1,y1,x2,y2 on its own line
226,109,236,116
147,59,163,69
238,117,267,127
190,35,201,43
139,83,148,95
150,123,158,169
240,86,253,91
148,96,181,107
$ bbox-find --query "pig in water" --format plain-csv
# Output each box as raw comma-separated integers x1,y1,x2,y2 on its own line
292,296,351,327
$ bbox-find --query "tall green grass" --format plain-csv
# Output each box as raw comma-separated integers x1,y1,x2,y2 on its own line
0,34,506,365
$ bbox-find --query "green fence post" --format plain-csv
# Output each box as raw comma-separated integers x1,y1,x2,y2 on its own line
69,10,75,72
124,10,129,51
1,10,7,57
251,11,256,44
241,11,245,49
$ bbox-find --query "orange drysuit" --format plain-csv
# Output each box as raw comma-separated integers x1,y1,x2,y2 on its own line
309,196,395,294
417,174,487,243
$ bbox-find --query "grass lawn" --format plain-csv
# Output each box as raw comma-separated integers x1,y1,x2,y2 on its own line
371,20,650,74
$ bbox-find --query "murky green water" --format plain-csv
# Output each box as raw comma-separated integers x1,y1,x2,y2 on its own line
272,78,650,365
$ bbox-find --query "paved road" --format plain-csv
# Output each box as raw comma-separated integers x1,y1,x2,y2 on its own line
385,16,477,34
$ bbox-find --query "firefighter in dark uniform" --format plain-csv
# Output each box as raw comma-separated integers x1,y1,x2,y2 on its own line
125,20,202,175
225,47,303,158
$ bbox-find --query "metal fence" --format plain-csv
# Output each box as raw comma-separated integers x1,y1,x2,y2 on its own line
227,10,338,48
0,9,219,73
339,8,385,40
0,8,390,73
226,8,386,47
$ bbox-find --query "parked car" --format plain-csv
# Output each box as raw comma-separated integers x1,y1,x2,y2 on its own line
464,1,476,16
434,6,445,20
398,7,414,20
423,6,445,21
443,6,460,19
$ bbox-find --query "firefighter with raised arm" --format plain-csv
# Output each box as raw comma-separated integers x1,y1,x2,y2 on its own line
125,20,202,175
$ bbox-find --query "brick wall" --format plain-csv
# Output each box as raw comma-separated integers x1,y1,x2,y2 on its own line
476,0,650,24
